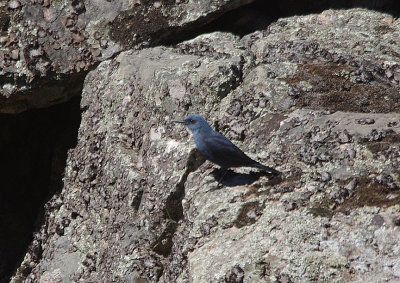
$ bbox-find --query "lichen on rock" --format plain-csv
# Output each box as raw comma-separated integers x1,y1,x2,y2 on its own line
11,7,400,283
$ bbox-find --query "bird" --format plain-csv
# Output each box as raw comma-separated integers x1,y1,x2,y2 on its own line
173,114,280,175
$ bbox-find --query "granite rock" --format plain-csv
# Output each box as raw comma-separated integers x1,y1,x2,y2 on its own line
12,8,400,283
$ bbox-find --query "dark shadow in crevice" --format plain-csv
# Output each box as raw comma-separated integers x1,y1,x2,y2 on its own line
0,96,82,282
161,0,400,46
165,149,206,222
153,149,205,257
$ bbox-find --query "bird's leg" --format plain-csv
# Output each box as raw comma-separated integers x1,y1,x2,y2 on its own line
217,167,228,184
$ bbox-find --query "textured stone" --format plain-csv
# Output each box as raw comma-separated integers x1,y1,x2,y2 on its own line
0,0,253,113
12,8,400,283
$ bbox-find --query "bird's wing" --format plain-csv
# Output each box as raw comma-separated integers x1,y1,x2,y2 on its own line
202,133,255,167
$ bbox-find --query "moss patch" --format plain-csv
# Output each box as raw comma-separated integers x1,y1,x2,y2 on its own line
109,6,169,47
374,25,394,35
0,7,10,35
234,201,264,228
364,131,400,153
284,63,400,113
308,206,333,219
313,176,400,216
336,177,400,214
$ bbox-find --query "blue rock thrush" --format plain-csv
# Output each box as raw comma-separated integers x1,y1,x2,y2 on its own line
173,114,280,175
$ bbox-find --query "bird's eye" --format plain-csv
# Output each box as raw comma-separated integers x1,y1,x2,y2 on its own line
188,119,194,123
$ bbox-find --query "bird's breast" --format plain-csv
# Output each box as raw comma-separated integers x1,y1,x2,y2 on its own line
194,135,213,160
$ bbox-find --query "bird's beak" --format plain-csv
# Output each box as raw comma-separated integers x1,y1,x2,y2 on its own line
172,119,186,124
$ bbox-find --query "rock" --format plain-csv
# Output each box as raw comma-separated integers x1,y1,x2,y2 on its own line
8,0,21,10
0,0,253,113
10,8,400,283
225,265,245,283
356,118,375,125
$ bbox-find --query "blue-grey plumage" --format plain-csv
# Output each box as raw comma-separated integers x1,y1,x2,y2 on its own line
173,114,280,175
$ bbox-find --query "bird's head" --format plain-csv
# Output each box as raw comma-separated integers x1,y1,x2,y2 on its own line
173,114,210,133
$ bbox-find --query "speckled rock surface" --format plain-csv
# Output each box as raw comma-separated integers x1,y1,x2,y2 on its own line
0,0,252,113
13,8,400,282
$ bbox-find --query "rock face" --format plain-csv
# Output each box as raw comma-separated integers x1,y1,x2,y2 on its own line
0,0,253,113
0,96,81,283
12,8,400,283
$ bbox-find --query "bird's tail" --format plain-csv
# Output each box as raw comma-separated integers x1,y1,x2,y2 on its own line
252,162,281,175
